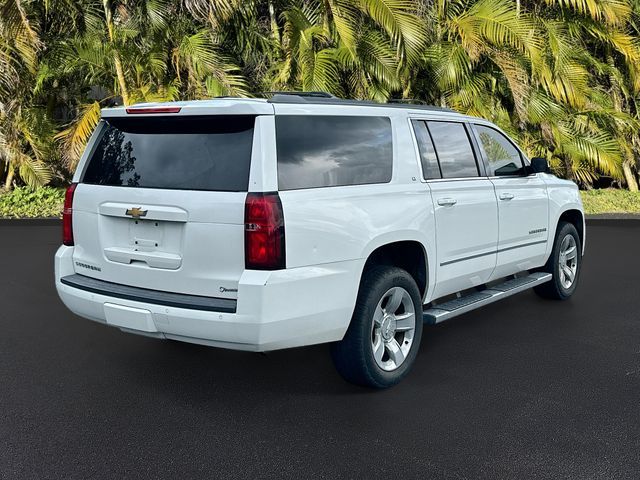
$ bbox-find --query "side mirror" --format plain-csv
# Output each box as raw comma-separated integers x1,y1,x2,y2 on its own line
530,157,549,174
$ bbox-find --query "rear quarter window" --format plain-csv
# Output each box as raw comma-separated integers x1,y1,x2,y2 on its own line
427,121,479,179
275,115,393,190
82,115,255,191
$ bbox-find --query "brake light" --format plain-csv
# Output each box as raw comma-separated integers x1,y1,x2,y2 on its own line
245,193,285,270
62,183,77,246
125,107,182,114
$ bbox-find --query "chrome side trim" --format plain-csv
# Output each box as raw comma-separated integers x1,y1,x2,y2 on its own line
439,240,547,266
440,249,495,266
496,240,547,254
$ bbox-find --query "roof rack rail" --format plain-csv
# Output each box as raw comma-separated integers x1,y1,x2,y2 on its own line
261,91,337,99
264,91,455,112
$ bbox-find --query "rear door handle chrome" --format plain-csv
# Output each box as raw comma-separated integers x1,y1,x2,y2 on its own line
437,198,457,207
499,193,515,201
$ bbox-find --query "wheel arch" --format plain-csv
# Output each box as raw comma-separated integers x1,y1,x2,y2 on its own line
556,208,585,254
359,238,431,302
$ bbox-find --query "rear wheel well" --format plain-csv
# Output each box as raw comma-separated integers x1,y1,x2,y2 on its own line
558,209,584,247
362,241,427,298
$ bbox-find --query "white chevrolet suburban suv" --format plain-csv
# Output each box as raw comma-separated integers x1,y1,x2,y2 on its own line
55,92,585,388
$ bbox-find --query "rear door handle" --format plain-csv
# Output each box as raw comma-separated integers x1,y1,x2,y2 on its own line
437,198,457,207
499,193,515,201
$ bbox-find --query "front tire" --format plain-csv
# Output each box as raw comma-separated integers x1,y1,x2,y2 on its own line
534,221,582,300
331,266,423,388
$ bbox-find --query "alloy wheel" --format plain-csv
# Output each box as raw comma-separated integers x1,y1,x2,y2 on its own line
558,234,578,289
370,286,416,371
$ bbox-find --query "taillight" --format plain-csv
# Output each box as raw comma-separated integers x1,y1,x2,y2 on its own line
62,183,77,246
125,107,182,114
244,193,285,270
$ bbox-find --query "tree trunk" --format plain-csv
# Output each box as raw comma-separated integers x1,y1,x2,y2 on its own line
562,155,574,181
4,166,15,191
113,52,130,106
103,0,129,106
268,0,280,43
622,162,639,192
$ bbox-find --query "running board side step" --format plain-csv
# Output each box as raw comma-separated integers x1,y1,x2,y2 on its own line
423,272,552,325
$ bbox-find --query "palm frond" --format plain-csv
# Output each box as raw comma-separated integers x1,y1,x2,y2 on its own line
303,48,341,93
451,0,542,61
556,123,623,178
326,0,359,55
570,160,600,185
544,0,631,26
357,28,401,91
17,155,52,189
524,90,565,124
0,0,41,71
55,101,102,169
424,42,472,92
357,0,426,63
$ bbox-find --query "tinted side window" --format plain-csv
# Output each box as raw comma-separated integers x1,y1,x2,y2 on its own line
411,120,441,179
427,122,478,178
276,116,392,190
475,125,524,176
82,116,254,191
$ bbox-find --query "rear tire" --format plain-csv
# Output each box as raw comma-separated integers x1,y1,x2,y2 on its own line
534,221,582,300
331,266,423,388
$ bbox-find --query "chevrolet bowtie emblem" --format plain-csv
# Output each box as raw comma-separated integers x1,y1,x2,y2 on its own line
125,207,148,219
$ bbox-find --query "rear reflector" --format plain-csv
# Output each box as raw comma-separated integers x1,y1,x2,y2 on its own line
245,193,285,270
125,107,182,114
62,183,77,246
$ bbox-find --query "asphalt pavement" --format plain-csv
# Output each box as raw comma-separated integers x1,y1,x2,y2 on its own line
1,221,639,479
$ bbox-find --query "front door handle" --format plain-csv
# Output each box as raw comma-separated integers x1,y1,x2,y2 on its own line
499,193,515,201
437,198,457,207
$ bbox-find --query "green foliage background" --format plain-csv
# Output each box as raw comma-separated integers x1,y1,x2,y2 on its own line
1,0,640,192
580,188,640,213
0,186,65,217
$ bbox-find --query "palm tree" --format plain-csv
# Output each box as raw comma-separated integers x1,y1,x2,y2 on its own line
54,0,250,169
270,0,426,100
55,0,426,167
408,0,639,188
0,0,53,189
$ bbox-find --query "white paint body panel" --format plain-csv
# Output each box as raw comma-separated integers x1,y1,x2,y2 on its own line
428,178,498,299
104,303,156,332
56,246,361,351
543,175,585,255
490,174,550,279
71,184,247,298
55,98,585,351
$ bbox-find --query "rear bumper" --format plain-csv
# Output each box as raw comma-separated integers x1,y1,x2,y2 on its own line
55,246,362,351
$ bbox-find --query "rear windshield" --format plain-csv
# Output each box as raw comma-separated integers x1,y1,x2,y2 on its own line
82,115,255,191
